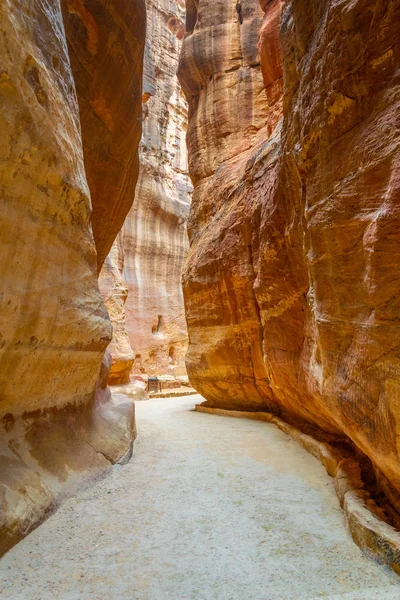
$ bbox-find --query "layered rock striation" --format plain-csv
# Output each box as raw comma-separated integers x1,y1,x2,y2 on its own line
61,0,146,271
101,0,192,384
98,239,135,384
0,0,145,555
180,0,400,507
179,0,283,410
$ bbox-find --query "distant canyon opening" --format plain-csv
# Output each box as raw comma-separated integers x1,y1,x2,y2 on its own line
98,0,192,398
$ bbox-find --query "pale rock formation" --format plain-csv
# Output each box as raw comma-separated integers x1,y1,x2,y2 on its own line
101,0,192,383
98,241,135,384
0,0,144,555
180,0,400,511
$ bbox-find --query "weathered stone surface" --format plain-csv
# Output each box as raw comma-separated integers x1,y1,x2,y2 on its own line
102,0,191,382
179,0,285,411
180,0,400,506
61,0,146,271
98,240,135,384
0,0,144,555
276,0,400,503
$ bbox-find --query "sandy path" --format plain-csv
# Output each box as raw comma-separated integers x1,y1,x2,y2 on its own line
1,395,399,600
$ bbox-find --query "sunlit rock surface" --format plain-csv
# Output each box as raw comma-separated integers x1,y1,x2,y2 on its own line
101,0,192,383
180,0,400,507
98,241,135,384
0,0,144,555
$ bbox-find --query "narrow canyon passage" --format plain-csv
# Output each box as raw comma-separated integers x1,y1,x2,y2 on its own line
2,0,400,589
1,396,399,600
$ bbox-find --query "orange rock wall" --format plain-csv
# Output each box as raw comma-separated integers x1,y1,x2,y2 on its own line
179,0,283,410
180,0,400,503
0,0,145,555
61,0,146,271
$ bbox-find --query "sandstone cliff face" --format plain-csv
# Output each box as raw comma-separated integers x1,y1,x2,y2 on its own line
61,0,146,271
180,0,400,503
101,0,191,383
0,0,144,555
98,240,135,384
179,0,284,410
277,0,400,504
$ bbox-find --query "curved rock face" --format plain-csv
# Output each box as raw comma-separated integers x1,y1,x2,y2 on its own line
101,0,192,383
0,0,144,555
61,0,146,271
180,0,400,503
179,0,284,410
277,0,400,501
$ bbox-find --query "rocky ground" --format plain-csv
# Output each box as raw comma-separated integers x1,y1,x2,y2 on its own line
0,395,399,600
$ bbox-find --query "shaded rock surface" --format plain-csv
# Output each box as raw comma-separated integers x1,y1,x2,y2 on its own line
100,0,192,383
0,0,144,555
179,0,283,410
180,0,400,508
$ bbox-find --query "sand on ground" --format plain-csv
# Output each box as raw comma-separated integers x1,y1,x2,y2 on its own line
1,395,399,600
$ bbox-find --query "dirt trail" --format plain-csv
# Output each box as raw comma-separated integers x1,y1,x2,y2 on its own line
1,395,399,599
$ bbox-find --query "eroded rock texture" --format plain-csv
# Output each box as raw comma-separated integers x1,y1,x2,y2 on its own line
179,0,282,409
181,0,400,503
61,0,146,271
98,240,135,384
0,0,144,555
101,0,191,383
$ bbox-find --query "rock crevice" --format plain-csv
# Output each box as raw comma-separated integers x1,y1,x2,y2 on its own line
100,0,192,385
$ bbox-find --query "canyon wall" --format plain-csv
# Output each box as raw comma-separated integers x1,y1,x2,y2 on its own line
180,0,400,506
100,0,191,384
179,0,283,410
62,0,146,271
99,239,135,384
0,0,145,555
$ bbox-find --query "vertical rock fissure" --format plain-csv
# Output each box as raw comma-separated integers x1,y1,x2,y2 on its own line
247,237,275,407
236,1,244,66
236,1,244,25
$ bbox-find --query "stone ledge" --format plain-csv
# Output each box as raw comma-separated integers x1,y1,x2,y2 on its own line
149,388,198,399
195,404,400,575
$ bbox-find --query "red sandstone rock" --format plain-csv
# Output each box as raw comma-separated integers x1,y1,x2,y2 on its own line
180,0,400,507
276,0,400,503
179,0,284,410
258,0,283,107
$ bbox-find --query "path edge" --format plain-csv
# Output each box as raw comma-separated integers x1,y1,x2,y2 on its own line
195,404,400,576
